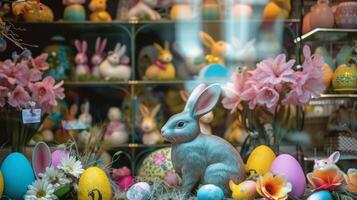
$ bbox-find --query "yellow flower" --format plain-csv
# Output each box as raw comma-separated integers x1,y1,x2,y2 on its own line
345,168,357,193
256,172,292,200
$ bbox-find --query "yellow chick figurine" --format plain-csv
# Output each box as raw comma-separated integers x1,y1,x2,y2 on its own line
263,0,291,20
145,42,176,80
229,180,257,200
89,0,112,22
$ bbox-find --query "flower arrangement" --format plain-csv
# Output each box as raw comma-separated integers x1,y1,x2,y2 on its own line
222,45,325,149
0,49,64,152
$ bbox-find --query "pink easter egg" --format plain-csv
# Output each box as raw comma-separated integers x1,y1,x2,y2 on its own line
270,154,306,198
51,150,69,168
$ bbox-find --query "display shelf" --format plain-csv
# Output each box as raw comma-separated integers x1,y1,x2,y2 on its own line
304,153,357,161
314,93,357,99
63,79,230,86
295,28,357,43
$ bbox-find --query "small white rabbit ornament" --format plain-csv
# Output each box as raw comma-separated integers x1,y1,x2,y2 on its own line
161,84,245,195
99,43,131,80
314,151,340,170
103,107,129,148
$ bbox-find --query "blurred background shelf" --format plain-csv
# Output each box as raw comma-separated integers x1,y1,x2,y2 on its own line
295,28,357,43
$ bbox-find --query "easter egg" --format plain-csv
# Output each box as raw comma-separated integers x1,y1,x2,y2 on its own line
1,152,35,200
197,184,224,200
245,145,276,175
200,64,228,78
137,148,180,186
307,190,332,200
77,167,112,200
51,149,69,168
23,4,54,22
322,64,333,89
229,180,256,200
126,182,151,200
64,4,86,21
270,154,306,198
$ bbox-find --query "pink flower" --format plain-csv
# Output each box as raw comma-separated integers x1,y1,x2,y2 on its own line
0,86,9,107
222,72,246,113
7,85,31,109
153,153,166,166
29,77,65,113
256,86,279,109
255,54,296,85
240,82,260,109
302,45,324,79
31,53,49,71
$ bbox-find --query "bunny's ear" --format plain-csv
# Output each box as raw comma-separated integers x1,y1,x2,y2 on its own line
200,31,215,49
164,41,169,50
188,84,221,118
179,90,189,102
75,40,81,51
32,142,51,179
114,43,121,52
154,43,163,52
140,104,149,116
82,41,88,53
100,38,107,53
184,84,207,112
328,151,340,164
151,104,161,117
95,37,101,52
118,45,127,56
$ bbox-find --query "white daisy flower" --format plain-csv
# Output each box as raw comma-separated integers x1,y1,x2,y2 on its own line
58,156,84,178
24,179,57,200
39,167,70,189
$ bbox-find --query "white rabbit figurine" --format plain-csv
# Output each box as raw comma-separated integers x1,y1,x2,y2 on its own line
314,151,340,170
126,0,161,20
91,37,107,77
180,90,213,134
161,84,245,195
78,101,92,128
74,40,90,76
103,107,129,149
99,43,131,81
140,104,164,145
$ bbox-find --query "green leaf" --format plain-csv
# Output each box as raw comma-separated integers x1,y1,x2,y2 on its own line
54,184,72,198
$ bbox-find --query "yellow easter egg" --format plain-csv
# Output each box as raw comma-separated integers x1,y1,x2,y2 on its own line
0,171,3,197
78,167,112,200
245,145,276,175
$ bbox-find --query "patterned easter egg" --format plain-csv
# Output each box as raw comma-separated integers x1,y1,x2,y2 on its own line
137,148,180,186
197,184,224,200
126,182,151,200
77,167,112,200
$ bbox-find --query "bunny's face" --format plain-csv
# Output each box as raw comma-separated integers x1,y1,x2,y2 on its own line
161,111,200,144
75,53,87,64
158,50,173,63
91,54,103,65
212,41,230,57
107,52,120,65
108,107,121,121
140,116,157,133
89,0,106,11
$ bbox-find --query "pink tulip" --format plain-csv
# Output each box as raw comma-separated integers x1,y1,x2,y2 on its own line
31,53,49,71
222,72,246,113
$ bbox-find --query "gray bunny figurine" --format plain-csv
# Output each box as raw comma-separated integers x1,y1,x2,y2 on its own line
161,84,245,196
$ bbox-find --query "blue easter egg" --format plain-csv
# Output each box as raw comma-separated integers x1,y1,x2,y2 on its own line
307,191,332,200
64,5,86,21
201,64,228,78
1,152,35,200
197,184,224,200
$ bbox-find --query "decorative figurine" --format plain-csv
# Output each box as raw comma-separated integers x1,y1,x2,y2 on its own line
263,0,291,20
170,0,194,20
89,0,112,22
200,31,230,65
103,107,129,148
126,0,161,21
74,40,90,77
99,42,131,80
161,84,245,195
202,0,221,20
140,104,164,145
78,101,92,128
91,37,107,77
63,0,86,21
314,151,340,170
180,90,213,135
145,42,176,80
12,0,54,22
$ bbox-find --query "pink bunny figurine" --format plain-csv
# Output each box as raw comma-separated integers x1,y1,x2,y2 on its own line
91,37,107,77
314,151,340,170
112,166,134,192
74,40,90,76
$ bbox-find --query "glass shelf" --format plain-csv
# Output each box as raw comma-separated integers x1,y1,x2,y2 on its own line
295,28,357,43
64,79,230,86
315,93,357,99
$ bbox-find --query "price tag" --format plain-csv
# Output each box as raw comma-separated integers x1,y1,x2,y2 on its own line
22,109,41,124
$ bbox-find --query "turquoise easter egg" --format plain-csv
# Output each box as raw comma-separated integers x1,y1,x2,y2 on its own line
1,152,35,200
200,64,228,78
197,184,224,200
307,190,332,200
64,5,86,21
